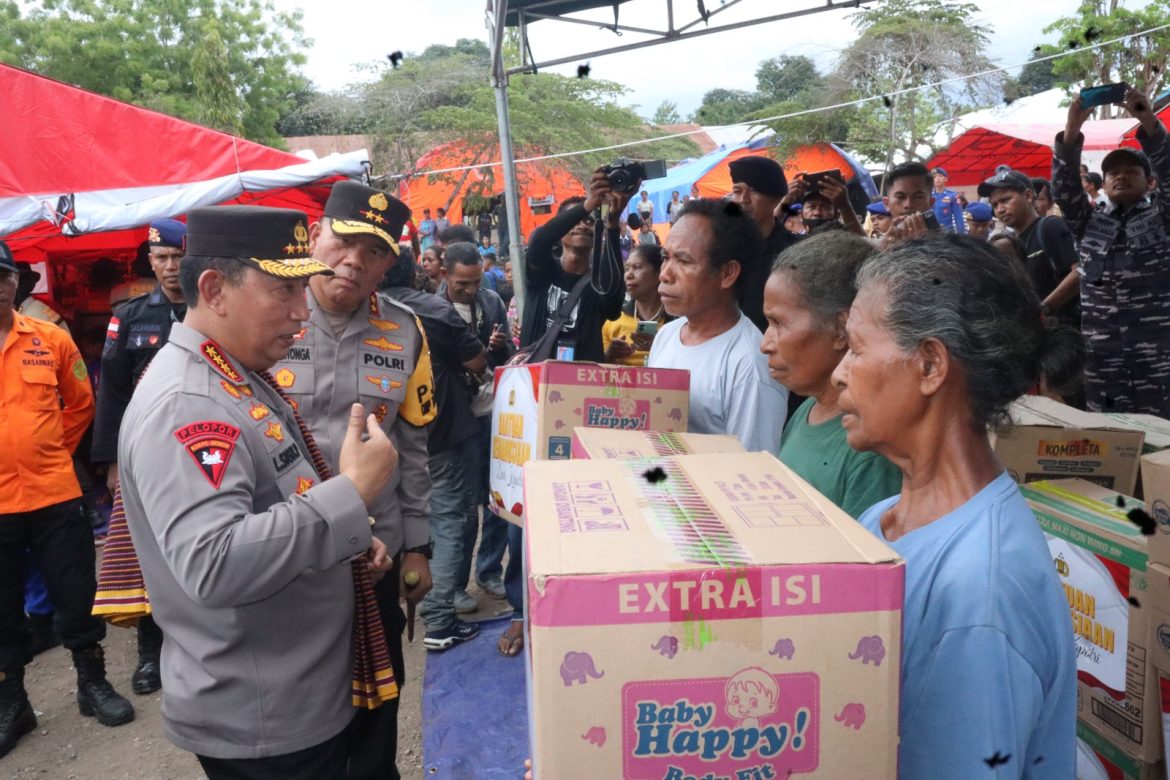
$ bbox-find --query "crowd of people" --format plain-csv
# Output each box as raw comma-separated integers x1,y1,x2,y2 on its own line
0,84,1168,779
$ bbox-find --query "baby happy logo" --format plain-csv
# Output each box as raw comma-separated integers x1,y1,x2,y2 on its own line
622,669,819,779
584,396,651,430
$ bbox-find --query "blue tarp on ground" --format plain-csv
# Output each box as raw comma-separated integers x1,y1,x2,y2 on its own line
422,616,528,778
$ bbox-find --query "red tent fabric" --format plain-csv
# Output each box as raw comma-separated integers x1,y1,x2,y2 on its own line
926,120,1136,187
0,64,360,264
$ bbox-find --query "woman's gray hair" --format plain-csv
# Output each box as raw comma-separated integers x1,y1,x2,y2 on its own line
856,233,1083,428
771,231,876,327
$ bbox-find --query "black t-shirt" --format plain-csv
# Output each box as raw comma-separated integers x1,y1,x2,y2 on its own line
520,204,625,363
739,218,801,333
386,286,484,454
1018,216,1079,303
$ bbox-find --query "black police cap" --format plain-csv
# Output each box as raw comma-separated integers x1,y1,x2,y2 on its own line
325,181,411,255
185,206,333,279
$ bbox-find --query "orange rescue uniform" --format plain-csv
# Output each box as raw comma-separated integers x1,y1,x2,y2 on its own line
0,312,95,513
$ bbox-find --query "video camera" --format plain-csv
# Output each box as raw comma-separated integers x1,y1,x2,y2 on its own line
601,158,668,195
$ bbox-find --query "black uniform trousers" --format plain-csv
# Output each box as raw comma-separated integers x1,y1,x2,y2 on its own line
0,498,105,671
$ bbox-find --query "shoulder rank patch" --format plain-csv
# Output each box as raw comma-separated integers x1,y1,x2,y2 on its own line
174,421,241,489
248,402,270,421
366,375,403,393
221,381,242,399
363,336,404,352
274,368,295,388
200,340,245,384
369,318,401,332
264,421,285,443
296,476,314,495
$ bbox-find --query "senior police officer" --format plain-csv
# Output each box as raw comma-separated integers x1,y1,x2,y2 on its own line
91,218,187,696
0,240,134,760
268,181,435,780
116,206,398,778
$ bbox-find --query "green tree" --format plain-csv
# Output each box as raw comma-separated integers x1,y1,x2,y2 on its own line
755,55,823,104
1041,0,1170,118
831,0,999,169
304,37,698,210
0,0,309,146
651,100,682,126
692,88,765,125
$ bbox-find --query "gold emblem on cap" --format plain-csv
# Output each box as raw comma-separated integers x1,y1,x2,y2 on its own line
369,193,389,212
294,222,309,243
148,227,161,243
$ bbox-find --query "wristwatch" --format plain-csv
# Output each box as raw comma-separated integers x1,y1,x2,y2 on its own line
403,541,434,559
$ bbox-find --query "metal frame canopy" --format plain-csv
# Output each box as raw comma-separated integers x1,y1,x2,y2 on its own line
484,0,875,307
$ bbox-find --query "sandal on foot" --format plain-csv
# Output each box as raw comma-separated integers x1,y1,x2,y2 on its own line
497,621,524,657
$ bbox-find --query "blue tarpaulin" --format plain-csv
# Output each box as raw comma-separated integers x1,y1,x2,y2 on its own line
422,617,529,778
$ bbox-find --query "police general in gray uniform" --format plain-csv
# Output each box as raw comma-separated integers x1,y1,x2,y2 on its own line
269,181,435,779
116,206,397,778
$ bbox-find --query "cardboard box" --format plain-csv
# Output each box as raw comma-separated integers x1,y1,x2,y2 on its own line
1105,414,1170,454
1144,564,1170,777
489,361,689,524
523,452,904,779
1145,452,1170,568
1022,479,1159,760
1077,720,1166,780
571,428,745,460
995,395,1147,495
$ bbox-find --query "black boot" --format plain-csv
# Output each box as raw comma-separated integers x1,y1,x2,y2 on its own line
131,615,162,695
0,668,36,759
28,612,61,656
73,645,134,727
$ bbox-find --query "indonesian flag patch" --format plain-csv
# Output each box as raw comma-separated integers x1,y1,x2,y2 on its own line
174,421,241,489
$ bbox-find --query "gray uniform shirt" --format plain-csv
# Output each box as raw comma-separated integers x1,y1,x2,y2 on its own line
269,291,435,553
117,322,371,759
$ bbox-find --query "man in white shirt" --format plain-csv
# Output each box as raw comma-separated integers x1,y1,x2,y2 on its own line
648,199,789,453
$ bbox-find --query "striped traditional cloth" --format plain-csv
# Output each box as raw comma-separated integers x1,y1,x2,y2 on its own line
92,370,397,709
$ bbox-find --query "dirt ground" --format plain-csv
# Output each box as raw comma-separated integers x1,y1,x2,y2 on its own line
4,574,512,779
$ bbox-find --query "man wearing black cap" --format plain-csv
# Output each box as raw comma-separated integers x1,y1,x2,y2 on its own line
268,181,438,779
91,217,187,696
728,155,800,332
0,240,134,759
930,167,967,234
1054,87,1170,416
116,206,397,777
978,165,1080,318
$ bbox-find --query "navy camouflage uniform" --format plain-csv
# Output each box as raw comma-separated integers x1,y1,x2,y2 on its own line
91,286,186,463
1053,126,1170,417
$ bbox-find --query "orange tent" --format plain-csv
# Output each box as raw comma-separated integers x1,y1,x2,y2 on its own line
398,142,585,241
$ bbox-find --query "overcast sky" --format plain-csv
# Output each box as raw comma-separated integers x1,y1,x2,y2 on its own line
277,0,1093,119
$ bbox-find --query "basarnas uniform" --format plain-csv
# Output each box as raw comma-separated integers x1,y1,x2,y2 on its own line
269,290,435,560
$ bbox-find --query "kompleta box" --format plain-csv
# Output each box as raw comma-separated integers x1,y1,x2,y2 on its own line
523,452,904,779
1145,452,1170,568
1103,413,1170,454
1077,720,1166,780
489,361,689,524
571,428,745,460
994,395,1146,495
1022,479,1159,761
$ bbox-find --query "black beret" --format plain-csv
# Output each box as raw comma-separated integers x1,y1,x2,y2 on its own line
728,155,788,198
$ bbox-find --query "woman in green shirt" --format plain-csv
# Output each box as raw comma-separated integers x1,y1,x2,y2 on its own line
760,231,901,517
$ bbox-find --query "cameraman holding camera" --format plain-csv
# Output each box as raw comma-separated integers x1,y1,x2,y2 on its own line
519,167,633,363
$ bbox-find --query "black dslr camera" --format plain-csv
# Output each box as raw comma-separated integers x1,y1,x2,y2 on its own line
601,158,668,195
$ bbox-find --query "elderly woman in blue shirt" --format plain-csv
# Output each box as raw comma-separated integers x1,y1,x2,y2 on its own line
833,233,1081,778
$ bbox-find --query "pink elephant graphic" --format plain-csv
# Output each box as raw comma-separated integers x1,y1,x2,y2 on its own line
668,407,682,422
834,702,866,730
848,636,885,666
549,390,565,403
768,638,795,660
560,651,605,686
651,635,678,659
582,726,607,747
554,419,565,429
